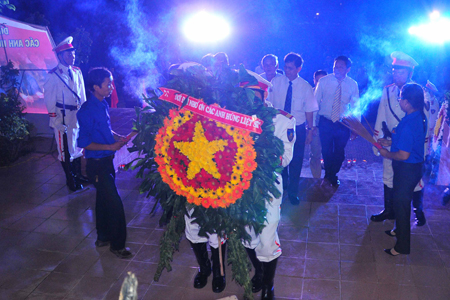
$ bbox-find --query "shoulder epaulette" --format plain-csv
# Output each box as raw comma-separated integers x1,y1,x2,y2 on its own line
72,66,80,71
48,67,58,74
278,109,294,119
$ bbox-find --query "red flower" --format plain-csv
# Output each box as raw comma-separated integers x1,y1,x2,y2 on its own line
202,198,211,208
203,179,220,190
232,187,243,199
242,171,252,181
169,109,178,119
239,180,251,190
210,199,219,209
244,160,257,172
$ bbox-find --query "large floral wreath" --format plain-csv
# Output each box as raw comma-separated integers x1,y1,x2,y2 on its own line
155,107,257,208
127,65,284,299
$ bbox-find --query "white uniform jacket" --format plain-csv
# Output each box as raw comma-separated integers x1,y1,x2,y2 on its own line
44,63,86,161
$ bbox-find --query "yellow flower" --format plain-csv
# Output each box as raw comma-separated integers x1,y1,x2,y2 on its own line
174,121,228,180
225,126,236,136
216,188,224,197
224,183,233,194
232,164,243,175
165,126,174,135
230,173,240,185
172,116,184,129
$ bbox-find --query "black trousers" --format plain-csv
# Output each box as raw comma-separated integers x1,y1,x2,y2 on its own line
392,160,423,254
86,156,127,250
282,123,306,198
318,116,350,182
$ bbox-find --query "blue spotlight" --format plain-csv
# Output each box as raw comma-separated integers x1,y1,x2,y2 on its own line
182,11,230,43
409,11,450,44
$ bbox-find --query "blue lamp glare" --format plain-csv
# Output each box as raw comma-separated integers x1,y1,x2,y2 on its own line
183,11,230,43
409,11,450,44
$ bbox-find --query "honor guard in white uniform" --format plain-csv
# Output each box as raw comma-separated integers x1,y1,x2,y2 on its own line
241,71,296,300
44,36,87,191
371,51,431,226
178,62,228,294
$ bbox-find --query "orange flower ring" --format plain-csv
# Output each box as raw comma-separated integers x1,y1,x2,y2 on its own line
155,108,257,208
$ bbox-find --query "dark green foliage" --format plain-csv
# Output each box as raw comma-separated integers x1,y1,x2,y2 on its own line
0,61,33,165
126,65,284,299
0,0,15,13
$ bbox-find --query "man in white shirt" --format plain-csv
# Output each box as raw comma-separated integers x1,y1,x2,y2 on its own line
315,56,359,187
268,52,318,204
260,54,282,83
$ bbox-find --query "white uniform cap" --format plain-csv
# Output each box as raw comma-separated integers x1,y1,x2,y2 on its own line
391,51,419,69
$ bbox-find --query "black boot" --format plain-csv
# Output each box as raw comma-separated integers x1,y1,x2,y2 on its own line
371,185,395,222
190,242,211,289
413,190,426,226
443,188,450,206
72,157,90,184
211,243,226,293
261,258,278,300
246,248,263,293
61,161,82,191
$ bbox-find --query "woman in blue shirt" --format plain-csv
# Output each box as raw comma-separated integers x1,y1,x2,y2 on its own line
377,83,427,256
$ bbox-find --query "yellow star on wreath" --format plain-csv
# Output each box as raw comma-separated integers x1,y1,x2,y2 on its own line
174,121,228,180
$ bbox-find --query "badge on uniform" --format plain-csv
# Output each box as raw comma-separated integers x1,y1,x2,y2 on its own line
287,128,294,142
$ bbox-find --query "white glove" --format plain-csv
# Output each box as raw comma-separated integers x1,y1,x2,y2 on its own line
54,123,67,133
426,80,438,94
372,146,380,156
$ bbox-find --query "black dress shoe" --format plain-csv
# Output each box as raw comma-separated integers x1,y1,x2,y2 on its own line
414,211,426,226
67,180,84,192
384,248,400,256
289,196,300,205
331,179,340,187
251,273,263,293
261,285,275,299
370,210,395,222
75,174,90,184
415,218,426,226
110,247,133,259
384,230,396,237
442,188,450,206
212,276,226,293
95,240,110,247
193,269,211,289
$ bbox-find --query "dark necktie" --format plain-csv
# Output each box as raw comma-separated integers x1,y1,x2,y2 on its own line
68,67,73,81
284,81,292,113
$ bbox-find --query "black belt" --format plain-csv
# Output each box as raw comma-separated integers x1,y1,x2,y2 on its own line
56,102,78,111
88,154,115,161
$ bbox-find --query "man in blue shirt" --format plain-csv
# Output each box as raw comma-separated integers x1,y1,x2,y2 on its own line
77,67,135,259
377,83,427,256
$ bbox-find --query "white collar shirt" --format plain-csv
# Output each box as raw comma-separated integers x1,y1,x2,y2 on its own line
260,72,282,82
268,75,318,126
315,74,360,125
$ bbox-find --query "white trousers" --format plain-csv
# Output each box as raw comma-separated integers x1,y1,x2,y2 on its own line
185,208,226,249
243,173,283,262
52,109,83,162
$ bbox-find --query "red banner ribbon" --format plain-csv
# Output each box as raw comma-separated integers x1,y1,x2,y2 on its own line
158,87,264,134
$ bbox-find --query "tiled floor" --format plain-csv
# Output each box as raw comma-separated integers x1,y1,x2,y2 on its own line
1,136,450,300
